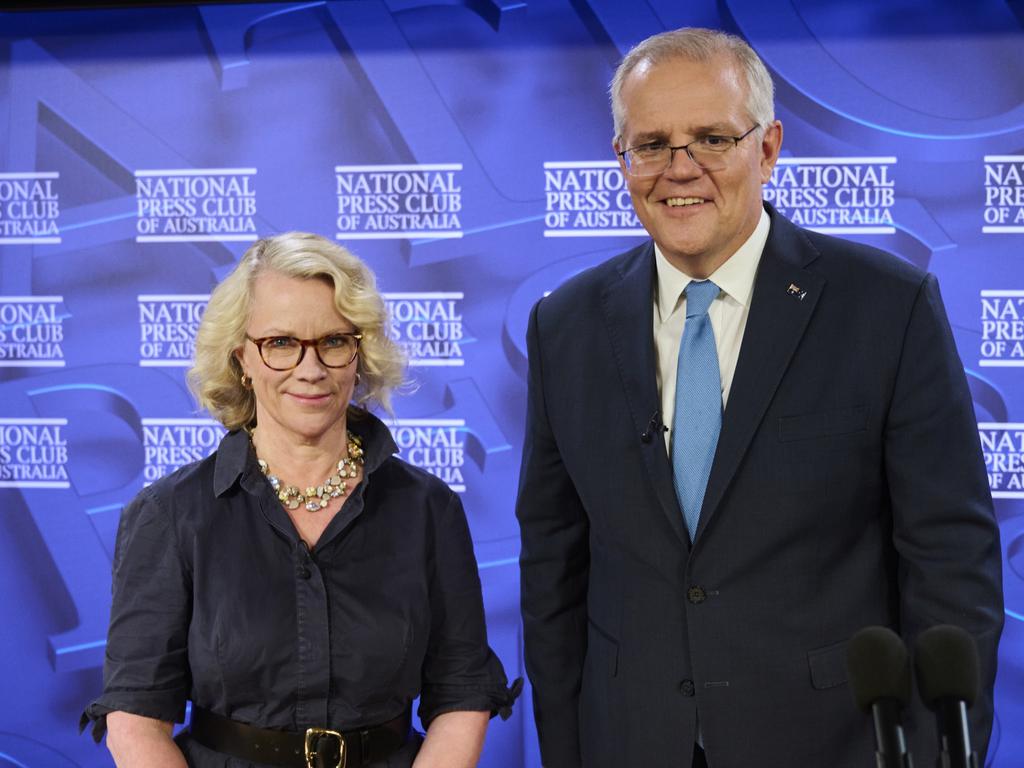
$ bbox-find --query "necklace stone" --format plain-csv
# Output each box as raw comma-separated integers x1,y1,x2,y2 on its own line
257,435,364,512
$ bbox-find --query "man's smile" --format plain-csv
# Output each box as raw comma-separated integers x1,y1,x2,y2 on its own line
665,196,707,207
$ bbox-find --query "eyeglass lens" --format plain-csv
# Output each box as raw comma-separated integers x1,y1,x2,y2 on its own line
629,145,728,176
258,336,358,369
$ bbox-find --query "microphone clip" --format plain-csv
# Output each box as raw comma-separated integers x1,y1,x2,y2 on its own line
641,412,666,443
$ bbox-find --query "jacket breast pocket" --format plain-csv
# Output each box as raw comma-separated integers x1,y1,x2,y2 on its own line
778,405,868,443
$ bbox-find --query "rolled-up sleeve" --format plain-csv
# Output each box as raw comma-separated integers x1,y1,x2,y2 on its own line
417,492,520,727
80,488,192,741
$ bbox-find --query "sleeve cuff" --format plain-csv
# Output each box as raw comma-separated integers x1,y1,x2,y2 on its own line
79,691,188,743
418,677,523,727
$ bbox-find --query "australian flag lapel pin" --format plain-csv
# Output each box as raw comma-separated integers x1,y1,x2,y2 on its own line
786,282,807,301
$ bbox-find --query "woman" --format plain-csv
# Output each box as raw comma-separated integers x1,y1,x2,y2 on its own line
82,232,518,767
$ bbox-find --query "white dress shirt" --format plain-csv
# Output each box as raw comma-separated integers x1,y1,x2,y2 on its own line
654,208,770,454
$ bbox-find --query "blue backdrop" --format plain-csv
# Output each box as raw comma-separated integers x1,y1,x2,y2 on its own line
0,1,1022,766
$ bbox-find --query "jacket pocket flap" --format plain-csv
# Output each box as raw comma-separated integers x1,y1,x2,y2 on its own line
808,640,849,690
779,406,868,442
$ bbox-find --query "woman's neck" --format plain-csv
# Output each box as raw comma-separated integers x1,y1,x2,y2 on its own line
250,422,352,489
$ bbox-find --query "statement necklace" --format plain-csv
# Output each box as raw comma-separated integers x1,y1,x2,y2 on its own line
256,435,364,512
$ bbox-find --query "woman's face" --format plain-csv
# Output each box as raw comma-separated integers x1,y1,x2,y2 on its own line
236,270,359,445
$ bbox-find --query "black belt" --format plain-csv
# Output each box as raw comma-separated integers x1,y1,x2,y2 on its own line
190,706,410,768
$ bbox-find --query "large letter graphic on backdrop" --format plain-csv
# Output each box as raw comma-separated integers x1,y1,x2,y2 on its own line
0,367,200,672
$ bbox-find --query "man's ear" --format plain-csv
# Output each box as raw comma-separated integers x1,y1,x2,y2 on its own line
613,137,628,173
759,120,783,184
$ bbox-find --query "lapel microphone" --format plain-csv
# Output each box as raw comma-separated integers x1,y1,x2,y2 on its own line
847,626,915,768
641,411,665,443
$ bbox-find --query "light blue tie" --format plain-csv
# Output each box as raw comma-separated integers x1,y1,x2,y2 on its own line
671,280,722,541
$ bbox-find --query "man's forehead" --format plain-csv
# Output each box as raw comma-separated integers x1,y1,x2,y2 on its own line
620,54,748,134
626,52,742,86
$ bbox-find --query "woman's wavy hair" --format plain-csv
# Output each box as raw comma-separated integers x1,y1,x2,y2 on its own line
188,232,407,430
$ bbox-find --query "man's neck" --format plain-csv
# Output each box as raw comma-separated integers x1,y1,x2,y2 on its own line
660,251,729,280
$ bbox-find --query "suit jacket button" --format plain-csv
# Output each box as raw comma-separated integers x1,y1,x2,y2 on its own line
687,586,706,604
298,567,312,580
679,679,695,697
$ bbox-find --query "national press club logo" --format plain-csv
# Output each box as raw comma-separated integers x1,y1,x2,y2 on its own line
542,161,643,237
978,422,1024,498
385,292,464,367
335,164,463,240
142,418,225,485
983,155,1024,233
978,290,1024,367
138,294,207,367
0,296,66,367
135,168,258,242
764,157,896,234
0,418,70,489
389,418,467,492
0,172,61,244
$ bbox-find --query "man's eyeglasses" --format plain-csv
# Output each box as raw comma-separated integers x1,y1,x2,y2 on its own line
618,124,761,177
246,333,362,371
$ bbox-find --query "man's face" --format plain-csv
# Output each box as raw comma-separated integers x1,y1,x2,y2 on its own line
615,55,782,276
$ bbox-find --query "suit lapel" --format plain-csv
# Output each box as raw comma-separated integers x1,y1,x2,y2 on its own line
696,210,825,539
601,242,690,547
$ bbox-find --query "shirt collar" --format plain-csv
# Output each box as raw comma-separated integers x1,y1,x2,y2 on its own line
654,206,770,319
212,408,399,497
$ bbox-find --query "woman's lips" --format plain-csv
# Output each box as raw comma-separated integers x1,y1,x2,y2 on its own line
287,392,332,404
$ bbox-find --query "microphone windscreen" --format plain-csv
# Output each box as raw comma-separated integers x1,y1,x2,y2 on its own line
846,626,912,713
914,624,980,709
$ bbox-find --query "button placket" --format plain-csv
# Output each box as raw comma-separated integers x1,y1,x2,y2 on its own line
294,543,331,726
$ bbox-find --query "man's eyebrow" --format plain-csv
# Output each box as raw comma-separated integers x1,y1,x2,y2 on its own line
627,131,670,145
690,122,738,135
627,123,740,146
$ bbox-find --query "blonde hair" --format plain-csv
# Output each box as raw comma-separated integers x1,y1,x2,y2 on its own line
189,232,406,430
609,27,775,140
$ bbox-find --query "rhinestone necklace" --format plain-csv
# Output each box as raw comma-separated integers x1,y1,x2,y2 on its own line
256,434,364,512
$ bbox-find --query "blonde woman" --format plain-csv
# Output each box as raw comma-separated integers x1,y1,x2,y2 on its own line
83,232,517,768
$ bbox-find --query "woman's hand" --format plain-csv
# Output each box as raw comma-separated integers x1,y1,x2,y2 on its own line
412,710,489,768
106,711,187,768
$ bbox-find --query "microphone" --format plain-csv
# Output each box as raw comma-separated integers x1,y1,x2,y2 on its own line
847,626,914,768
914,625,980,768
640,411,664,443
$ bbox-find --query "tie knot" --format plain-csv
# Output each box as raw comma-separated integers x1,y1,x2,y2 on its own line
685,280,719,317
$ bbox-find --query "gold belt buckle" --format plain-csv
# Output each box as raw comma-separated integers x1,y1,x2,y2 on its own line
304,727,346,768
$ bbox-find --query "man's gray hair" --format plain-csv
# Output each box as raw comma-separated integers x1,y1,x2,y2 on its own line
609,28,775,140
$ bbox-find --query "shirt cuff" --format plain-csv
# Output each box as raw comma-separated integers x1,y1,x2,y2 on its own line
79,690,188,743
418,677,523,727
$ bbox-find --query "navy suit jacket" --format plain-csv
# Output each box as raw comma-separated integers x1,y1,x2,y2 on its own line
516,205,1003,768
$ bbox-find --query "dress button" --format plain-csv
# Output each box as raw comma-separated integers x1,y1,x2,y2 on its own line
298,567,312,580
679,679,695,697
687,586,707,604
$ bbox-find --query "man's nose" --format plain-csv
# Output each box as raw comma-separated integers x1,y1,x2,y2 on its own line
663,146,704,180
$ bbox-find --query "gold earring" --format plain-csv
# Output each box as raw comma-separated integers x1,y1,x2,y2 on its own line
354,372,362,386
240,372,251,389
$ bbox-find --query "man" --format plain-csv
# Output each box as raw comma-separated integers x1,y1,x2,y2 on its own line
516,28,1003,768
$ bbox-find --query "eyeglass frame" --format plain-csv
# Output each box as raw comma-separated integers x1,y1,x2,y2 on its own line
617,124,761,177
245,332,363,371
